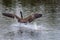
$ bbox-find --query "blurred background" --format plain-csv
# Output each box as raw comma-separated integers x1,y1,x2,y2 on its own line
0,0,60,40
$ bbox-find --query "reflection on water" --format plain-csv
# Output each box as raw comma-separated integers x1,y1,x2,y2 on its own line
0,0,60,40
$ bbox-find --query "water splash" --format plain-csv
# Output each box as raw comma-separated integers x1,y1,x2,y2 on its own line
2,21,53,40
9,22,50,33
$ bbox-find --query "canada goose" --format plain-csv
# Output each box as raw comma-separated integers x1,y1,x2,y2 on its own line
2,12,42,23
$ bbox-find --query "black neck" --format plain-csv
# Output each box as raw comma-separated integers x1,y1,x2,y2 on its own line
20,11,23,19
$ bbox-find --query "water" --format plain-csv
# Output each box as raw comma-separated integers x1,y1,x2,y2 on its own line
0,0,60,40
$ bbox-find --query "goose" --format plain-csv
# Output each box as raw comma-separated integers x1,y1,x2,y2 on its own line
2,11,42,23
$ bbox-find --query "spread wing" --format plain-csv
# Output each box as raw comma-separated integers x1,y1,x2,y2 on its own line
2,13,15,18
2,13,42,23
24,13,42,23
2,13,21,19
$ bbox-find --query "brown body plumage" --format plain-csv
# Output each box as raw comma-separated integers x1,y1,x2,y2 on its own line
2,13,42,23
